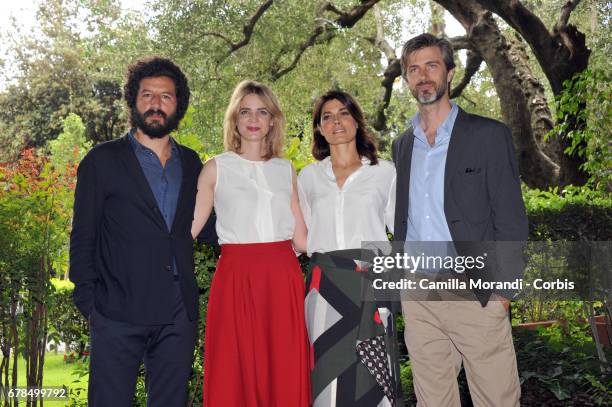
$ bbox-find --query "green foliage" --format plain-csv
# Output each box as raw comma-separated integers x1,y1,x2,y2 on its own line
50,278,75,291
0,1,609,404
514,329,612,405
523,185,612,240
399,360,417,405
284,136,315,172
143,0,409,156
536,319,595,351
47,278,89,357
512,299,605,341
66,358,89,407
0,0,142,157
549,69,611,190
0,148,75,392
48,113,93,173
188,242,221,405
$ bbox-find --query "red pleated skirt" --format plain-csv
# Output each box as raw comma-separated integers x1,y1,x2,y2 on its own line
203,240,311,407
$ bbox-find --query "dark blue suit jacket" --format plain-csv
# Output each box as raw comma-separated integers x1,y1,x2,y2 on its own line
69,133,216,324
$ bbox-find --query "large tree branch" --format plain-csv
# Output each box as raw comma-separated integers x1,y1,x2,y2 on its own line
270,0,382,80
449,50,483,99
435,0,560,187
429,1,446,35
372,6,395,60
554,0,582,58
472,0,589,94
448,36,472,52
467,0,588,184
230,0,274,52
366,6,399,131
471,0,551,48
555,0,582,31
446,36,483,100
206,0,274,71
507,35,555,149
199,31,233,46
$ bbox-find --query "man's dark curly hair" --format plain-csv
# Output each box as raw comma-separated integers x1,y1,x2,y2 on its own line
123,57,190,125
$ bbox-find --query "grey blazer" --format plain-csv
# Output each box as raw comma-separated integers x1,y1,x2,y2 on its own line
391,107,528,305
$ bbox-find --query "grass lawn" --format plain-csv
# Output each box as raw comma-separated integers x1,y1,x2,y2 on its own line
6,352,88,406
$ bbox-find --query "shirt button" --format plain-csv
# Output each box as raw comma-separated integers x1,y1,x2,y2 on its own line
425,193,429,198
426,215,430,219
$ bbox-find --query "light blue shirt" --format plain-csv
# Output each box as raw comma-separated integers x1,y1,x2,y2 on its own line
406,103,458,243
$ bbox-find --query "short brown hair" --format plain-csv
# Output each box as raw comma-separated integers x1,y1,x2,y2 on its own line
312,90,378,164
400,33,456,78
223,80,285,160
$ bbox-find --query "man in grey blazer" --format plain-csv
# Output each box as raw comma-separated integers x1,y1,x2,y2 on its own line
392,34,528,406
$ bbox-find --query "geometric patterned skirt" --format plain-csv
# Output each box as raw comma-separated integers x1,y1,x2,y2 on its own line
305,250,403,406
203,240,311,407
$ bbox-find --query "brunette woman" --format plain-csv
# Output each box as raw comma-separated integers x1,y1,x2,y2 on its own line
298,90,402,406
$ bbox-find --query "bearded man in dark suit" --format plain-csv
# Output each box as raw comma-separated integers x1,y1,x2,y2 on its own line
70,57,215,407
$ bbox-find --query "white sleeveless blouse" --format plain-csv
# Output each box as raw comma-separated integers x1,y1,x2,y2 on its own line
213,151,296,244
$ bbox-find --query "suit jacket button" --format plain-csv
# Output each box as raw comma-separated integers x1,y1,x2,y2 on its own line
166,265,172,271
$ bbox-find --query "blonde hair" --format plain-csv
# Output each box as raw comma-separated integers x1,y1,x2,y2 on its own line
223,80,285,160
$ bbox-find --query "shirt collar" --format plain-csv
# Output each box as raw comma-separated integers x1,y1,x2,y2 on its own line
320,155,371,181
128,128,179,156
410,102,458,145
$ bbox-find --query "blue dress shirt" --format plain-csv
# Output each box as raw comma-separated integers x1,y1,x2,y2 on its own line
406,103,459,243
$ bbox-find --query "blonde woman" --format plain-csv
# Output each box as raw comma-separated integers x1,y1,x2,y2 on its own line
191,80,310,406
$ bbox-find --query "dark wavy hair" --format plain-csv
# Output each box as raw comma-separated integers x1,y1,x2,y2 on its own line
123,57,190,127
312,90,378,164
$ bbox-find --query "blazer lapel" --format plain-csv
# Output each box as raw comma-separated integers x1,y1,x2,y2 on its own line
170,144,187,234
444,108,472,203
395,127,415,234
117,135,167,231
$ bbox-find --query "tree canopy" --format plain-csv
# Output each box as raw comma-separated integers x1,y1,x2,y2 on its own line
0,0,609,189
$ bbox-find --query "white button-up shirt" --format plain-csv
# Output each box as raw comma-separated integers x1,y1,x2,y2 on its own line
298,156,396,256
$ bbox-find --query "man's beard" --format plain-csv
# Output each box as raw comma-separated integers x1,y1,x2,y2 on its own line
412,80,448,105
131,107,181,139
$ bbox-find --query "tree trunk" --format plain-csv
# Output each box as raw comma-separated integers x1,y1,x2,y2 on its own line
472,0,590,185
473,0,590,94
435,0,560,188
429,1,446,35
11,298,19,407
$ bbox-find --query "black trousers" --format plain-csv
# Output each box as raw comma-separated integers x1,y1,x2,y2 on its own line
88,282,198,407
